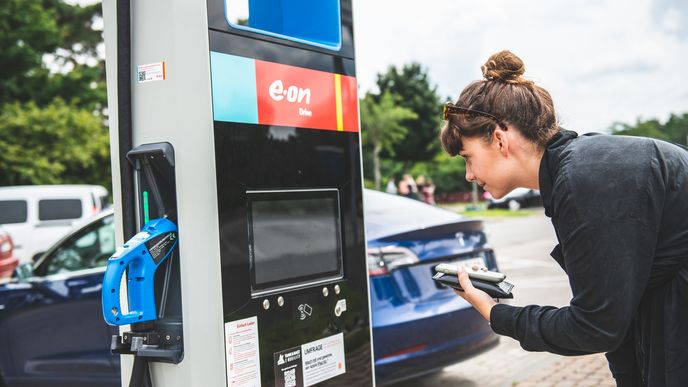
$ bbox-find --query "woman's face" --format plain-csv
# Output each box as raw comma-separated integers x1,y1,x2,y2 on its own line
459,134,517,199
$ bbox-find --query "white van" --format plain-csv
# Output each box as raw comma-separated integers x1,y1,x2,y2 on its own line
0,185,110,263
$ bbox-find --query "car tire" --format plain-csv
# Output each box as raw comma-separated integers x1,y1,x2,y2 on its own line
508,199,521,211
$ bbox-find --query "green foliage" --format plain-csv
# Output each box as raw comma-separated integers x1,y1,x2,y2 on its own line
409,152,471,194
375,63,443,165
0,0,105,110
0,0,60,105
363,151,470,195
361,64,461,193
0,99,110,187
0,0,109,190
610,113,688,146
360,92,417,155
22,63,108,112
360,91,417,189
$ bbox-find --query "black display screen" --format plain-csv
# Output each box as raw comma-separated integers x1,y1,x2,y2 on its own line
247,189,342,294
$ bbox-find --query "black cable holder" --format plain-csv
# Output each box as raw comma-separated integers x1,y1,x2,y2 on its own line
110,142,184,366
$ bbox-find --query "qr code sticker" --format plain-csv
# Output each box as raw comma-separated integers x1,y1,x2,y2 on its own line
138,71,146,82
284,368,296,387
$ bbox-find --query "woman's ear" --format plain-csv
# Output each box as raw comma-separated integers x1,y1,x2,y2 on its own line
493,128,509,156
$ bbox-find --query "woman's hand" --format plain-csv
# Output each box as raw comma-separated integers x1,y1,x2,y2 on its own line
453,265,498,321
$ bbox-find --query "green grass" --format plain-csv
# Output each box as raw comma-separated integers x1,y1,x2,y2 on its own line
438,202,535,217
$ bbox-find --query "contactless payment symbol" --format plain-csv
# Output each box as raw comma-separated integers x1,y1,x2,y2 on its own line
298,304,313,320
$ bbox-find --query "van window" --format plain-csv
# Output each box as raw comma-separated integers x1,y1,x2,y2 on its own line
39,199,83,221
225,0,341,50
0,200,28,224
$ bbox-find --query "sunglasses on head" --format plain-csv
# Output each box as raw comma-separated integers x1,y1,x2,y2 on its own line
443,103,507,130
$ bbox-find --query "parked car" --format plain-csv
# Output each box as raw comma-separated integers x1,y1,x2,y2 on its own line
0,190,500,386
365,190,499,385
486,187,542,211
0,185,110,264
0,227,19,279
0,210,119,387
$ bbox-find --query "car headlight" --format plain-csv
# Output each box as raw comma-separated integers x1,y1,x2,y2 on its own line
0,240,12,254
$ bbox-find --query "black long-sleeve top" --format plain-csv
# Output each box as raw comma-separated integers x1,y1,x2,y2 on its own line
490,130,688,386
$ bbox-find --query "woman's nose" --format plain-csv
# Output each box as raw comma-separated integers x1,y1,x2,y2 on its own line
465,166,475,182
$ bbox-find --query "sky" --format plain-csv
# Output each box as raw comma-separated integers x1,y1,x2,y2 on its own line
352,0,688,134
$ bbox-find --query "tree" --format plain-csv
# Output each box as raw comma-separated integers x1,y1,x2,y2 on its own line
0,0,109,189
409,152,471,195
661,113,688,146
610,113,688,146
375,63,443,167
0,0,60,105
360,92,417,190
0,99,110,187
609,119,668,141
1,0,105,110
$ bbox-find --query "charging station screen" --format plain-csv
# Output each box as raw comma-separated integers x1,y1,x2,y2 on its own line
225,0,342,50
248,190,342,294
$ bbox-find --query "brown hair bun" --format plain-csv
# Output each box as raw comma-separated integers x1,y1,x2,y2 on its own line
481,50,529,84
441,49,559,155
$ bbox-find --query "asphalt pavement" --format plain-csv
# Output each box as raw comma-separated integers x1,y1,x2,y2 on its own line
392,210,616,387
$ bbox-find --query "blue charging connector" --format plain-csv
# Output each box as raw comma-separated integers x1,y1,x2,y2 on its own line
102,217,178,326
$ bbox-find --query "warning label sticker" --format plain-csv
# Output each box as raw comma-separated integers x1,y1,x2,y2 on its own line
137,61,166,83
225,317,261,387
274,346,303,387
301,333,346,386
144,232,176,264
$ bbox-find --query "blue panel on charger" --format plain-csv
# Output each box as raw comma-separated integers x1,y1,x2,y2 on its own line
225,0,341,50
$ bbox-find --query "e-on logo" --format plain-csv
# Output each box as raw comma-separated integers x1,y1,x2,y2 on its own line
269,80,312,117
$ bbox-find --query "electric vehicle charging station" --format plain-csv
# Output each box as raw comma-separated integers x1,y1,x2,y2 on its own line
102,0,374,386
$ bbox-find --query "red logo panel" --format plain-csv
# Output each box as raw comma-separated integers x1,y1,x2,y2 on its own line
255,60,338,131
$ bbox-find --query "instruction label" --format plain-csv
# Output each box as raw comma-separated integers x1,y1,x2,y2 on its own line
225,317,261,387
301,333,345,386
137,61,166,83
145,232,176,264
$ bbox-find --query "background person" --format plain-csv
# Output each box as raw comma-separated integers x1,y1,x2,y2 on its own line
415,174,427,192
421,177,436,205
402,174,419,200
385,176,397,194
441,50,688,386
397,179,410,197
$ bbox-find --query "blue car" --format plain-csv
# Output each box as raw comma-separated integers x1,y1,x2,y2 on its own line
0,210,120,387
364,190,499,385
0,190,499,386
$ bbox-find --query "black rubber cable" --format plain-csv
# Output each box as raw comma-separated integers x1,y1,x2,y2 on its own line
129,356,153,387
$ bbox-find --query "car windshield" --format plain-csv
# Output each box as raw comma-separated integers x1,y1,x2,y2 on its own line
37,215,116,276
